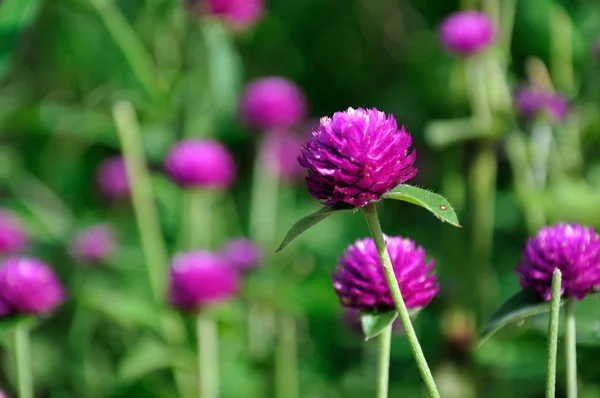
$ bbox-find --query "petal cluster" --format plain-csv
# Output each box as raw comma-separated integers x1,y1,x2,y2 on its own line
69,224,115,263
0,257,65,315
0,209,28,255
514,86,567,122
438,11,495,56
169,251,239,310
164,139,236,189
239,77,307,130
299,108,417,207
516,223,600,300
221,238,261,271
96,156,130,199
332,236,438,312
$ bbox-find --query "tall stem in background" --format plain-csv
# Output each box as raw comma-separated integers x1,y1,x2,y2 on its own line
565,300,578,398
363,203,440,398
197,311,219,398
14,324,32,398
275,315,299,398
545,270,562,398
376,325,392,398
530,120,553,190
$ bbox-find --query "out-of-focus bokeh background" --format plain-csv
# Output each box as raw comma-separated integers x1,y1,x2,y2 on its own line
2,0,600,397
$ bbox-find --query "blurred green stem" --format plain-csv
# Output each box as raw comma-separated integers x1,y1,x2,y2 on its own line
14,323,32,398
530,120,552,190
565,300,578,398
197,311,219,398
187,189,214,249
546,269,562,398
363,203,440,398
499,0,517,60
275,315,299,398
376,325,392,398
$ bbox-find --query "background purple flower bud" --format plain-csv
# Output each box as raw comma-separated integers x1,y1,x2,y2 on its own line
514,86,567,121
0,296,11,317
516,223,600,301
0,257,65,315
169,251,239,310
438,11,495,55
0,209,28,255
164,139,236,189
221,238,261,271
239,77,307,130
96,156,130,199
69,224,115,263
299,107,417,207
260,133,306,181
186,0,263,28
332,236,438,312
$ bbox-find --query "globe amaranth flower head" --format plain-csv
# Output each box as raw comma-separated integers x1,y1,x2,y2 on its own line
0,209,28,255
0,257,65,315
516,223,600,301
514,86,567,122
186,0,263,28
96,156,130,199
221,238,261,271
69,224,115,263
169,250,239,311
332,235,438,312
239,77,307,130
164,139,236,189
299,108,417,207
438,11,495,55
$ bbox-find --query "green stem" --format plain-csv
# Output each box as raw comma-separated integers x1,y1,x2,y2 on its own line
14,323,32,398
546,269,562,398
197,311,219,398
363,202,440,398
565,299,578,398
275,315,299,398
188,189,214,250
377,324,392,398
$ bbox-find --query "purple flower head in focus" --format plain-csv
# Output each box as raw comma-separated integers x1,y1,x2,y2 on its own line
169,250,239,311
221,238,261,271
186,0,263,28
299,108,417,207
516,223,600,301
332,236,438,312
514,86,567,122
239,77,307,130
438,11,495,56
96,156,130,199
0,257,65,315
0,209,28,255
70,224,115,263
164,139,236,189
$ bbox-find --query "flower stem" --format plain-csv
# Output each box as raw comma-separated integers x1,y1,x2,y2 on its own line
565,299,578,398
275,315,299,398
546,269,562,398
363,202,440,398
14,323,32,398
188,189,214,249
377,324,392,398
197,311,219,398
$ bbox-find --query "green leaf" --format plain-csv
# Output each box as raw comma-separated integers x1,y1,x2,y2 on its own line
276,203,354,252
382,185,461,227
479,288,561,346
360,310,398,340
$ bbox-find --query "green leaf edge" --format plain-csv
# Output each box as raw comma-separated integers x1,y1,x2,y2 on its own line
360,310,398,340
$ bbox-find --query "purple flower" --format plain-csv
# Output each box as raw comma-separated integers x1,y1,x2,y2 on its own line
516,223,600,301
0,296,11,317
438,11,495,56
514,86,567,121
299,108,417,207
164,139,236,189
0,391,9,398
0,210,28,255
69,224,115,263
260,133,306,181
0,257,65,315
239,77,307,130
96,156,130,199
332,236,438,312
186,0,263,28
221,238,261,271
169,251,239,310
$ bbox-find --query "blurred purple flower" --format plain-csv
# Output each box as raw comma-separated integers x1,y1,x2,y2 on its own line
70,224,115,263
164,139,236,189
0,209,28,255
169,251,239,310
221,238,261,271
0,257,65,315
514,86,567,121
299,107,416,207
0,391,9,398
0,296,11,317
260,133,306,181
516,223,600,301
239,77,307,130
438,11,495,56
96,156,130,199
186,0,263,28
332,235,438,312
